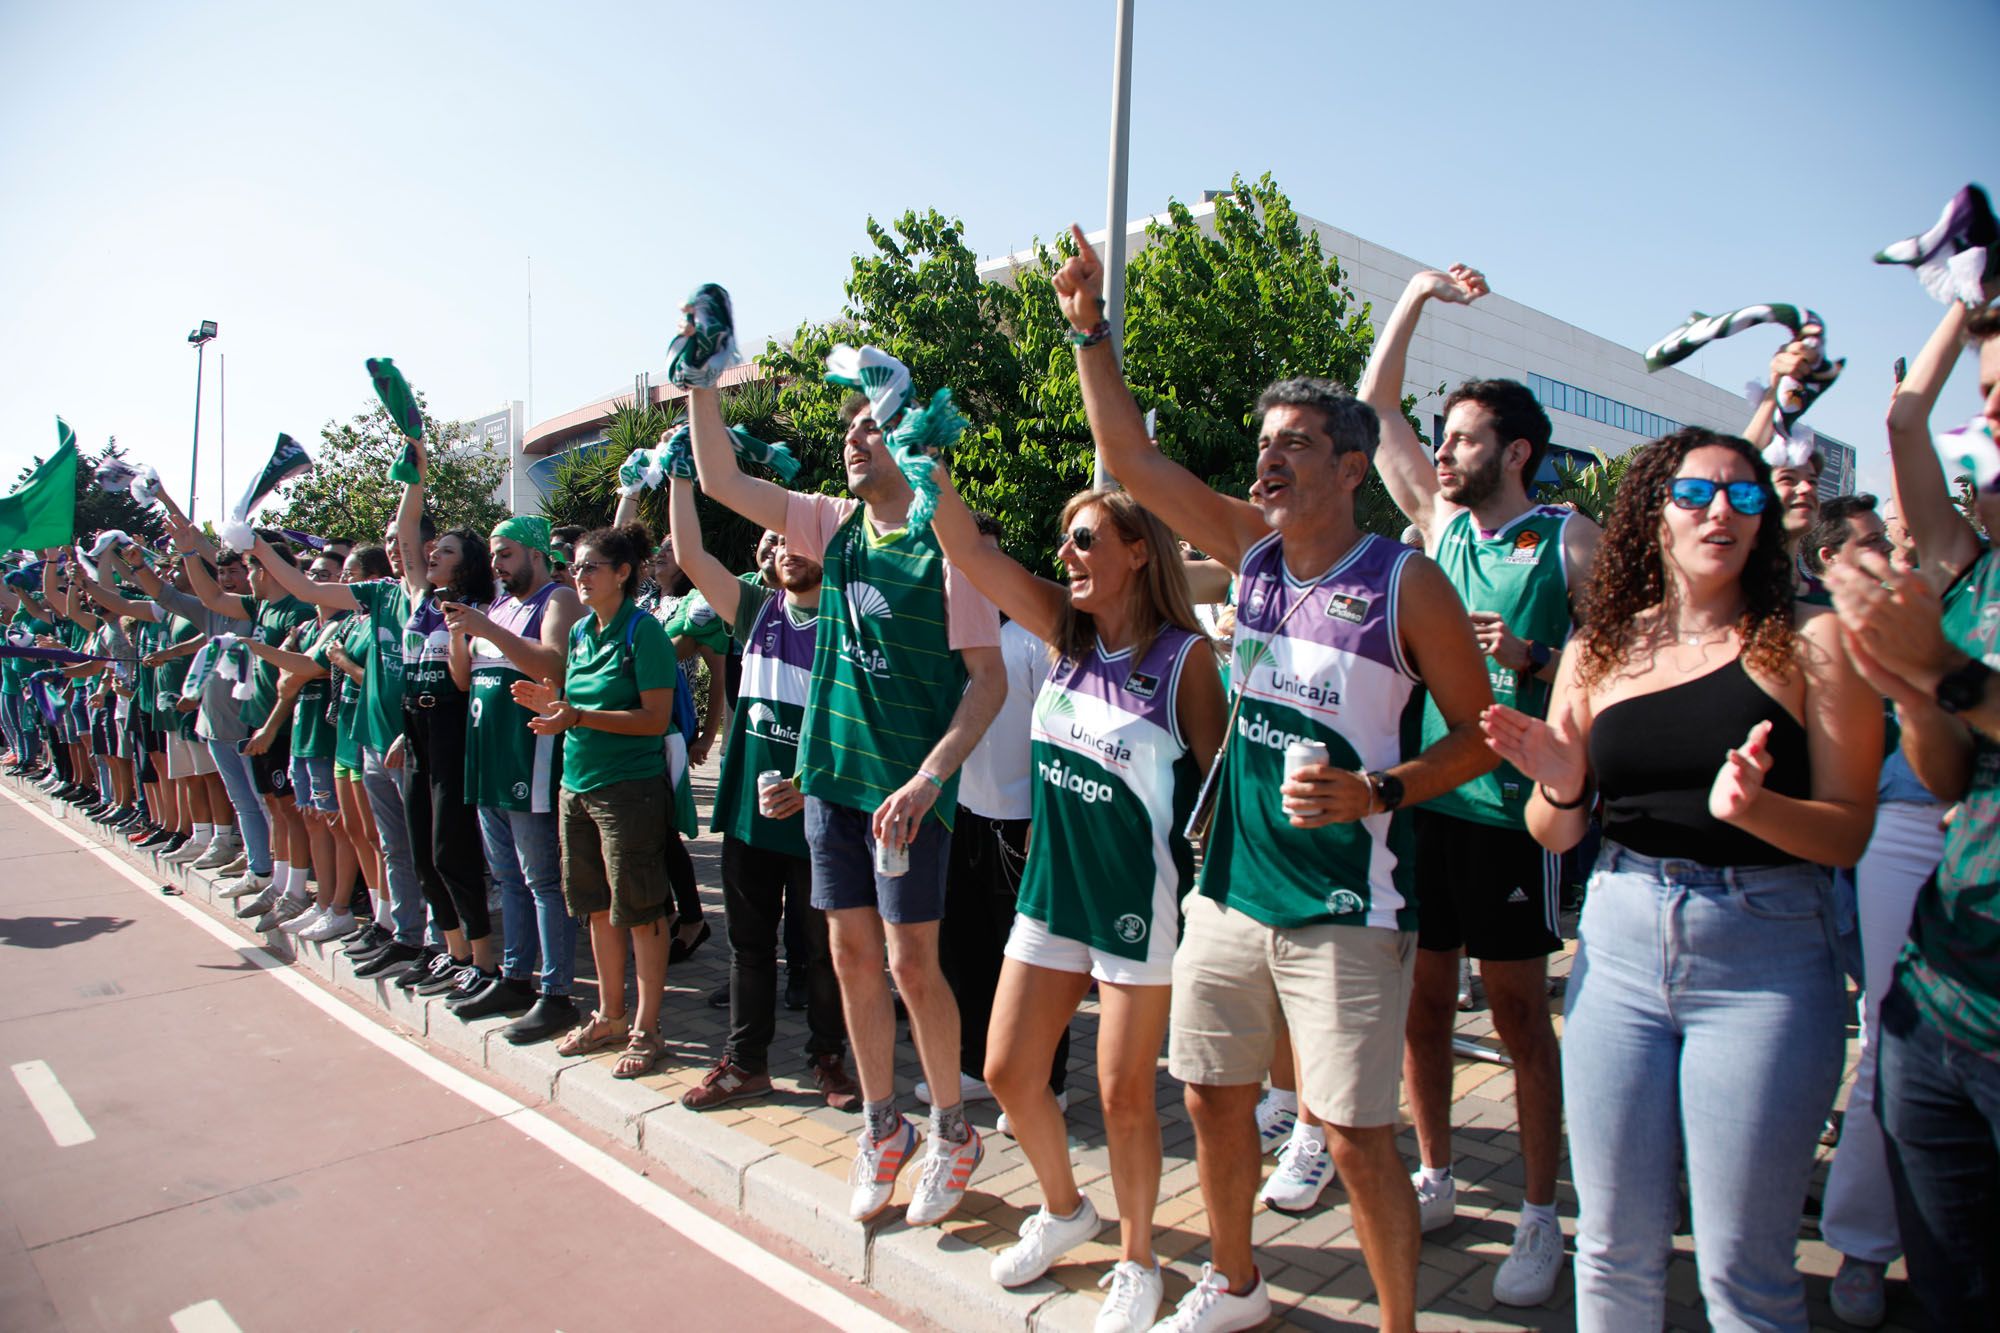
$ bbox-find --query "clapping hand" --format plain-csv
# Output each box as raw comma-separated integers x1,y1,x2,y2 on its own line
1710,719,1774,822
512,676,577,735
1481,703,1586,804
1827,551,1961,694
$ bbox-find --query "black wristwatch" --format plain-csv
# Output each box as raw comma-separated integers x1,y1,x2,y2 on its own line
1364,770,1405,814
1526,639,1553,674
1936,657,1994,715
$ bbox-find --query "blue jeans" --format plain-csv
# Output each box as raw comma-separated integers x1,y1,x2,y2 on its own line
361,744,429,949
1564,844,1844,1333
477,805,576,996
205,738,272,875
1879,982,2000,1331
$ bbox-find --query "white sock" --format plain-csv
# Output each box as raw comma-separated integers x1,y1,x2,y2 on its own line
192,822,212,841
1289,1117,1324,1151
287,865,310,896
1420,1163,1453,1185
1263,1087,1298,1113
1520,1201,1558,1231
271,859,290,887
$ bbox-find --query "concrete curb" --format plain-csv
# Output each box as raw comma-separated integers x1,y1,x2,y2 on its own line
26,786,1052,1331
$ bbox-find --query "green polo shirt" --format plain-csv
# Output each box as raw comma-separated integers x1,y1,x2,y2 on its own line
348,580,412,755
560,598,674,794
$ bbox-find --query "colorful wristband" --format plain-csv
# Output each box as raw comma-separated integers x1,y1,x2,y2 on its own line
917,768,945,789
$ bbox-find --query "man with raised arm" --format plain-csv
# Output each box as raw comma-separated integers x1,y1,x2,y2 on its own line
683,347,1005,1229
1359,264,1600,1306
247,487,434,980
439,516,585,1039
1053,227,1497,1333
663,445,858,1114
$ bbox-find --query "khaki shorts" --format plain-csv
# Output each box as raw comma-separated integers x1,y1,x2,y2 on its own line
559,777,671,928
165,730,216,778
1168,892,1416,1128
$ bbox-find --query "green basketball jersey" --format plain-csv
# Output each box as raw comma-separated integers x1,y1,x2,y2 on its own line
467,582,563,812
796,508,967,828
1421,506,1576,827
713,584,814,858
288,617,345,760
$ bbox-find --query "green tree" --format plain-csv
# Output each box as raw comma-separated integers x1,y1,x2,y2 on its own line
756,176,1400,573
1540,448,1633,526
275,396,508,542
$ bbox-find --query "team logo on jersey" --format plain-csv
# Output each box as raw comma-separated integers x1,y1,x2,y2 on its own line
1114,913,1147,944
1245,578,1271,619
1324,888,1365,916
846,583,893,620
512,780,529,800
1504,530,1544,565
747,700,800,743
1123,670,1159,699
1324,593,1369,624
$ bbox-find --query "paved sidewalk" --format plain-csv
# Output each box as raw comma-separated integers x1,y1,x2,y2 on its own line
13,765,1920,1332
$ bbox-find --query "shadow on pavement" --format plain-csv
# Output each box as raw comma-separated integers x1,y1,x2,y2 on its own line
0,914,134,949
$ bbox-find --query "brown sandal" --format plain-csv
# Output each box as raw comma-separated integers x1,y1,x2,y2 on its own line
555,1010,628,1058
611,1027,664,1079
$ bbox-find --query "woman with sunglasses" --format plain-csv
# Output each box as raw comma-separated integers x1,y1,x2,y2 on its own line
512,524,678,1079
928,471,1226,1332
1481,427,1879,1330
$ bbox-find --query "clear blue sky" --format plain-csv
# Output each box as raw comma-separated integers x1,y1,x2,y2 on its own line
3,0,1994,522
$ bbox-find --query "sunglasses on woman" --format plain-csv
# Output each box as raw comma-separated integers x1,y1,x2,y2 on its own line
1067,525,1124,553
1668,478,1767,516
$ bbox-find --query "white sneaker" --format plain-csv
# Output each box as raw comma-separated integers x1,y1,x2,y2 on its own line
1255,1089,1297,1155
913,1071,993,1104
1151,1263,1270,1333
1094,1259,1163,1332
1413,1169,1457,1233
298,909,359,943
163,836,211,864
278,903,323,934
847,1117,919,1221
905,1127,983,1226
989,1197,1104,1287
191,837,242,870
1259,1133,1334,1213
215,869,268,898
1493,1215,1565,1306
997,1089,1069,1139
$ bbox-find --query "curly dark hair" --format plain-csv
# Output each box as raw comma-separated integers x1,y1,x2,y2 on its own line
435,528,494,605
1574,428,1796,692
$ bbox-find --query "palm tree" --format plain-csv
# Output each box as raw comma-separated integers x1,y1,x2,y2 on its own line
1539,448,1631,526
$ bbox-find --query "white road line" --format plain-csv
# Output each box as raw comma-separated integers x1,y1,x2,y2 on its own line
1,787,903,1333
10,1059,96,1146
169,1299,243,1332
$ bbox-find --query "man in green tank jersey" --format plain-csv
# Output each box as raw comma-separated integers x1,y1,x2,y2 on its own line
686,353,1005,1230
1056,228,1498,1333
1361,265,1602,1306
1825,294,2000,1331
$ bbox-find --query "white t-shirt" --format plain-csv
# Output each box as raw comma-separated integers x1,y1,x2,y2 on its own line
956,619,1045,821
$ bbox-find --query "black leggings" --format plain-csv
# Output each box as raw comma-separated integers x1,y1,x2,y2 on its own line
402,703,490,942
665,826,701,925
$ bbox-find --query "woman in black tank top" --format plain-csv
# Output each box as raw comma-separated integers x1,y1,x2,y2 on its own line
1481,429,1880,1331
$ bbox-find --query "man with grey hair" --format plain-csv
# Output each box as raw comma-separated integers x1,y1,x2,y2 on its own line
1052,226,1497,1333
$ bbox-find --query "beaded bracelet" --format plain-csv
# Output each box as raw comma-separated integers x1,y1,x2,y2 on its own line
1069,321,1113,349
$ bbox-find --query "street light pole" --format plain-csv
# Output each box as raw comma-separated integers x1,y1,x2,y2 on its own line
1095,0,1135,491
187,321,217,516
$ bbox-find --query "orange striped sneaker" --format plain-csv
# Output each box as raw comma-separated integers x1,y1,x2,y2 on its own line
906,1126,983,1226
847,1116,918,1221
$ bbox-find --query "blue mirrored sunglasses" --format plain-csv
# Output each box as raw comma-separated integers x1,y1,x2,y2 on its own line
1669,478,1767,516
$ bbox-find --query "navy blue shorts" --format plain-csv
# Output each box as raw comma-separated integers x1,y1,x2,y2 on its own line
805,796,950,925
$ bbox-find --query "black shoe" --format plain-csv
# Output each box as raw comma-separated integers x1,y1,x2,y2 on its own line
343,923,390,958
503,994,579,1045
414,958,474,997
668,919,712,964
706,982,730,1009
136,826,173,847
398,949,451,993
352,942,422,979
783,969,807,1012
160,832,190,854
449,976,535,1020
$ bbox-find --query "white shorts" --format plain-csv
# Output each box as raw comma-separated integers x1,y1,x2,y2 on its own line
1004,911,1175,988
165,730,216,778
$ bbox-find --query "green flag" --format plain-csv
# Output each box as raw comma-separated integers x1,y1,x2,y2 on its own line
366,357,425,483
0,419,80,551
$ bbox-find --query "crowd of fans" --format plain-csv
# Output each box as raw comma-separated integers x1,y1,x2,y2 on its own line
2,231,1995,1333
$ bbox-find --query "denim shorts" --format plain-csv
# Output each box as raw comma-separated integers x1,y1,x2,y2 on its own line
805,796,950,924
290,754,338,812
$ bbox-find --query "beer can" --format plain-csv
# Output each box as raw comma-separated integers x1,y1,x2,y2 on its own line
756,768,784,816
874,837,910,878
1284,739,1330,776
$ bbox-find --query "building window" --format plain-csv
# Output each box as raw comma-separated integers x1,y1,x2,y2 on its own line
1527,371,1684,438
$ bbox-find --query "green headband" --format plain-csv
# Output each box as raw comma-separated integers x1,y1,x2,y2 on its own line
492,515,554,560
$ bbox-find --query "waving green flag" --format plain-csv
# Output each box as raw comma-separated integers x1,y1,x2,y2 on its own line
366,357,425,483
0,419,80,551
